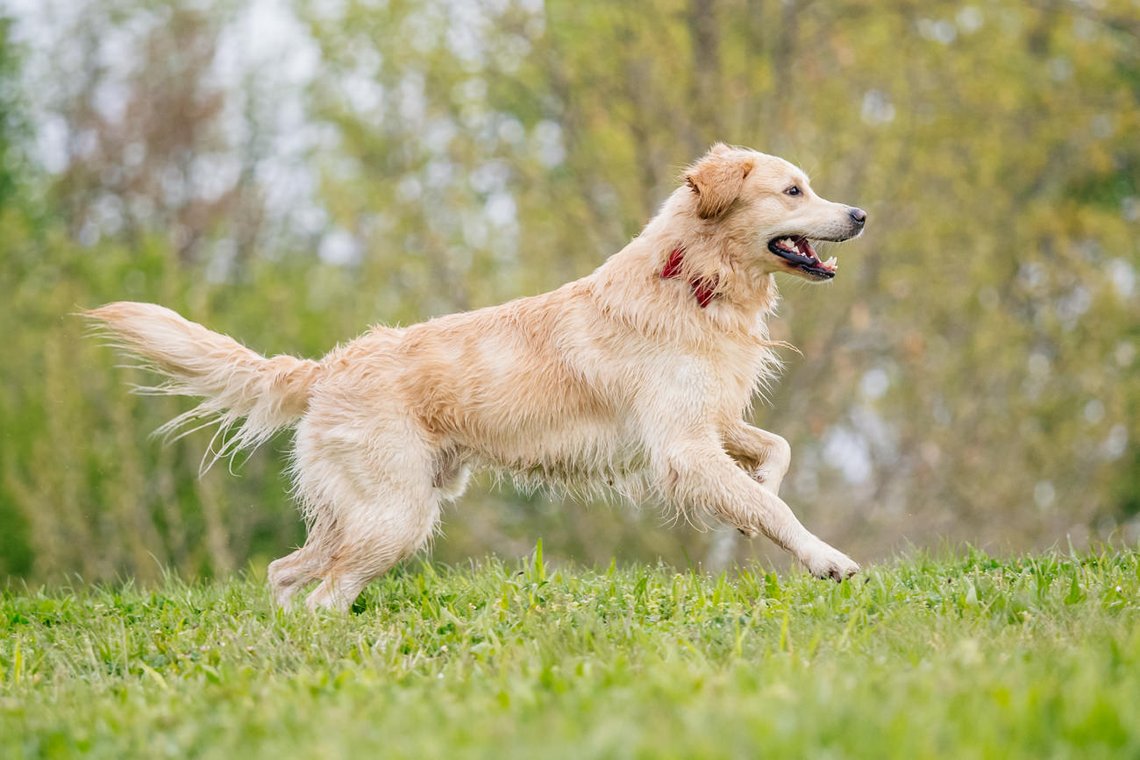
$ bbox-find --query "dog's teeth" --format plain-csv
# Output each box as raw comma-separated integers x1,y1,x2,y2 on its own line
824,256,838,268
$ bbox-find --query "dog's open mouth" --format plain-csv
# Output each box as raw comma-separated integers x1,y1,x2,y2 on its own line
767,236,838,280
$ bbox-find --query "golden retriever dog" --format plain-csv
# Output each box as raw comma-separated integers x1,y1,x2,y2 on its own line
86,143,868,611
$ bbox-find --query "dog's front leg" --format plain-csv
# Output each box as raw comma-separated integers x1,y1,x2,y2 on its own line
659,442,858,581
723,423,791,495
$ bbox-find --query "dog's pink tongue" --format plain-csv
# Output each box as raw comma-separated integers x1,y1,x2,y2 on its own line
794,236,817,261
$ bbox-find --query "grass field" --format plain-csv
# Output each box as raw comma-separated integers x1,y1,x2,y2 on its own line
3,546,1139,759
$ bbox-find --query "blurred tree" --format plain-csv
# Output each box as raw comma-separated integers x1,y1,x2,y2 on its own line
42,2,267,266
0,0,305,581
0,11,35,577
301,0,1140,563
0,14,25,212
0,0,1137,581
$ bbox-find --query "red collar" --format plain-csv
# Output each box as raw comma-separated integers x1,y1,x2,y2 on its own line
660,247,717,308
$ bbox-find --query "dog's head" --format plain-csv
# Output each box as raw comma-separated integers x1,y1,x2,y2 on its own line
684,143,866,282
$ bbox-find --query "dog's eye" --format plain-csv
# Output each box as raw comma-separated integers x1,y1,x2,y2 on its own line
785,185,802,197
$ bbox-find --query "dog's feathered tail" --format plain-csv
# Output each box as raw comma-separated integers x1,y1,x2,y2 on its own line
84,301,321,471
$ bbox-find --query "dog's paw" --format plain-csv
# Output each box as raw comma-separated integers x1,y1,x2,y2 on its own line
804,546,859,582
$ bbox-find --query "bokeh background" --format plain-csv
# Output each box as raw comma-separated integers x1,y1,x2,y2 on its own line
1,0,1137,582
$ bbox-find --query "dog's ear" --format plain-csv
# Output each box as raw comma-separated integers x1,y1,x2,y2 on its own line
685,145,754,219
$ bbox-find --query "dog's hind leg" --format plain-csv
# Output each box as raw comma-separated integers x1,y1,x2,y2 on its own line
302,488,441,612
291,418,444,613
268,490,347,609
267,542,327,610
300,504,442,613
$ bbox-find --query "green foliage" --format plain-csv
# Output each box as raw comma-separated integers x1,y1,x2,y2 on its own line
0,14,26,211
2,549,1139,757
301,0,1140,553
0,230,303,580
0,1,1138,579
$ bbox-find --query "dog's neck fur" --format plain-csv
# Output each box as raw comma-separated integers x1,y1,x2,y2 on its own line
586,185,780,342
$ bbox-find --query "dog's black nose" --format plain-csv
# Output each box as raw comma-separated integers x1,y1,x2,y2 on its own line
849,207,867,226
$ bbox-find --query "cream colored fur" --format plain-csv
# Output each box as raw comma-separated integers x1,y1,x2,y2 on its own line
86,144,868,612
